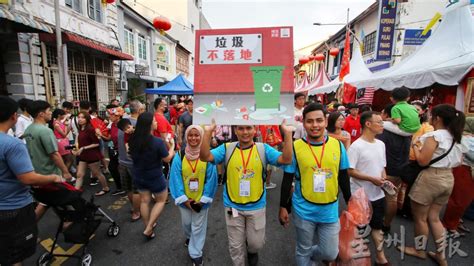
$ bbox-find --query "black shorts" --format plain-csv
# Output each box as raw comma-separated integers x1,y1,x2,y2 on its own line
118,164,137,193
0,203,38,264
369,198,386,230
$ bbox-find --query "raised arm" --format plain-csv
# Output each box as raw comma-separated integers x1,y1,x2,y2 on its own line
277,119,294,165
200,119,216,162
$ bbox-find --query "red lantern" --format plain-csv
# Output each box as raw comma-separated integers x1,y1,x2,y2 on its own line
153,17,172,34
308,55,315,61
298,56,310,65
106,0,115,3
329,48,340,57
315,53,325,61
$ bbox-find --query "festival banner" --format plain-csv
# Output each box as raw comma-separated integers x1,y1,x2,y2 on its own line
194,27,294,125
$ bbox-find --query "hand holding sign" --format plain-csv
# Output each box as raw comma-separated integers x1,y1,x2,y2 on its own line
204,118,217,133
280,119,295,136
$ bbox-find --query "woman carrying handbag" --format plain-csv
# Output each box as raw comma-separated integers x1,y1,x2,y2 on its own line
399,104,465,266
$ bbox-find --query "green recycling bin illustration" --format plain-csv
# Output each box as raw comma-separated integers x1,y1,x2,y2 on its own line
250,66,285,109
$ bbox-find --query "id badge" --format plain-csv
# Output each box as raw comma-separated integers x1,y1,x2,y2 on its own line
189,178,199,192
313,172,326,193
351,129,357,136
239,180,251,197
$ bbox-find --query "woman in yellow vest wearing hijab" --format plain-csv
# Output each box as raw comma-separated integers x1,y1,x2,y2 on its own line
170,125,217,266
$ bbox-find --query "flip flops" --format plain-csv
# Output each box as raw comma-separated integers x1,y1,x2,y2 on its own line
95,189,110,196
131,213,141,222
427,251,448,266
143,231,155,241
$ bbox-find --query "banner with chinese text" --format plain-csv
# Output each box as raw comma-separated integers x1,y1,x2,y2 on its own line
194,27,294,125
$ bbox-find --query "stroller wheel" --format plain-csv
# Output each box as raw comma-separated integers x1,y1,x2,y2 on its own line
107,224,120,237
37,252,53,266
81,253,92,266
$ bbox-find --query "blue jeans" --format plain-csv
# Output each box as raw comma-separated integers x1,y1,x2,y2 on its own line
293,213,340,266
179,207,209,259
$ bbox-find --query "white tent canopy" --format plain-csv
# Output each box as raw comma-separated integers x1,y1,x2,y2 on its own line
294,72,309,92
297,64,331,93
309,46,372,95
346,6,474,90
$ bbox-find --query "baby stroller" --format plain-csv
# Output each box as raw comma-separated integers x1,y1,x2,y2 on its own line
31,182,120,266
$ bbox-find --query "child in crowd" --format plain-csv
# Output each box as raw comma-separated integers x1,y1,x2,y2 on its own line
117,118,134,153
384,88,421,136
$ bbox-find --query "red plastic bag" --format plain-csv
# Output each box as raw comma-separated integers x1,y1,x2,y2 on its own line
258,125,282,147
337,188,372,266
347,188,372,226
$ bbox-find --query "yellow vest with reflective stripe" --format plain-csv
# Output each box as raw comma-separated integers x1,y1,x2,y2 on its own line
294,137,341,204
226,144,264,205
182,156,207,202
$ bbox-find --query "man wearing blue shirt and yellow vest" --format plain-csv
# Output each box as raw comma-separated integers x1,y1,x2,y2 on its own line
200,120,293,266
279,103,351,266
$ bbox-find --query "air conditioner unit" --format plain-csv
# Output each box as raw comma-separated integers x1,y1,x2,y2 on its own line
120,80,128,91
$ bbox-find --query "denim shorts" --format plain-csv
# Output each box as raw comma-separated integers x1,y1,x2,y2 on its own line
134,175,167,194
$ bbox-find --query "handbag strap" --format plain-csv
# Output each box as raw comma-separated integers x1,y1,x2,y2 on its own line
429,141,455,166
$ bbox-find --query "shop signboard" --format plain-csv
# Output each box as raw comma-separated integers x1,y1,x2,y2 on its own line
194,27,294,125
404,29,432,45
375,0,397,61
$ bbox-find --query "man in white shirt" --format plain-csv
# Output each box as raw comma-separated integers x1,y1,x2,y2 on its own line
293,93,306,140
15,98,34,142
348,111,390,266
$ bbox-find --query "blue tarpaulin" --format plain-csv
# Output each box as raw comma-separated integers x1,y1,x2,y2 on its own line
144,74,193,95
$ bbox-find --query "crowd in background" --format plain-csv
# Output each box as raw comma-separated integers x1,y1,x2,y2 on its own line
1,89,474,266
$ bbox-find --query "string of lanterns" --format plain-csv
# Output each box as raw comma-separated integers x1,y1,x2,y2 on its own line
298,47,340,65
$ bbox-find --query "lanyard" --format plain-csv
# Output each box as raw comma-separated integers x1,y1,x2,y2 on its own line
239,145,254,174
307,139,325,169
185,157,199,174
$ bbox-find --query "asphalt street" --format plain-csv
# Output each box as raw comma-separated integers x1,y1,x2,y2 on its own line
26,169,474,266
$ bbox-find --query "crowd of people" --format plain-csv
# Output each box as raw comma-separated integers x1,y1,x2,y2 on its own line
1,88,473,266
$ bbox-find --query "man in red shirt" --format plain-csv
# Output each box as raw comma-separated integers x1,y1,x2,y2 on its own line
153,98,174,182
344,103,361,143
153,98,174,143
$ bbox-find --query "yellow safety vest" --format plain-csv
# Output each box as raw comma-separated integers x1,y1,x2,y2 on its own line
182,155,207,202
226,144,264,204
294,137,341,204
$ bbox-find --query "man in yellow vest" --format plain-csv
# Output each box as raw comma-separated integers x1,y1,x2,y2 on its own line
279,103,351,266
200,120,293,266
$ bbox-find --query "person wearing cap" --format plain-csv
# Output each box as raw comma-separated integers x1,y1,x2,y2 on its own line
344,103,361,143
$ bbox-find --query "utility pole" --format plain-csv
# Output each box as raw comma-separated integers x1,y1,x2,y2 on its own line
54,0,66,104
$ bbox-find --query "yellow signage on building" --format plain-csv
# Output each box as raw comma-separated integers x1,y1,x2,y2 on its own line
0,0,10,5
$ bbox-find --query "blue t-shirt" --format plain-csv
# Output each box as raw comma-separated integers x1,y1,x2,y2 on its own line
0,133,34,210
210,143,282,211
284,136,350,223
130,136,169,180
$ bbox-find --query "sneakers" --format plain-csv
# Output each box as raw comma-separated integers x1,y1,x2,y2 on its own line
104,172,114,182
111,190,126,196
191,256,203,266
266,182,277,189
247,252,258,266
90,177,99,186
184,238,190,247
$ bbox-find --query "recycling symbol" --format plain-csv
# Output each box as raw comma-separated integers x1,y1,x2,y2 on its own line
262,83,273,93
